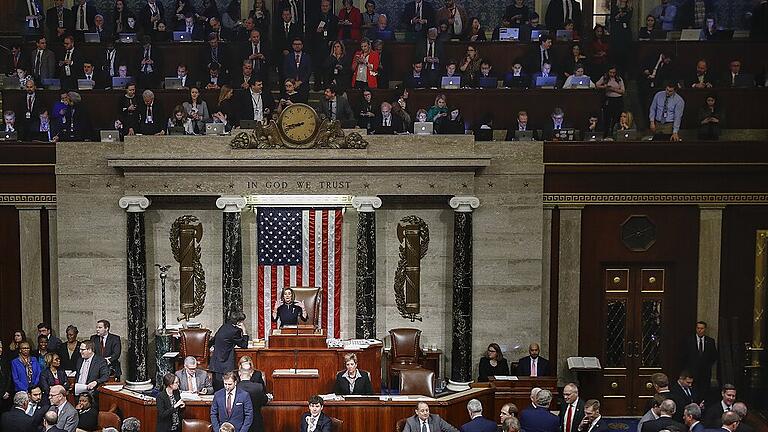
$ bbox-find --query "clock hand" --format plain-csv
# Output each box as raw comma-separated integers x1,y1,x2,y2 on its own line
284,121,305,131
630,226,654,238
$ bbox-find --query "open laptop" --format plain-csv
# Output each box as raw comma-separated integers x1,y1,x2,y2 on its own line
615,129,638,141
164,77,183,89
373,30,394,40
715,29,734,40
41,78,61,90
498,27,520,41
0,76,21,89
477,77,498,89
240,120,262,129
530,29,549,41
571,76,592,88
584,131,602,141
515,130,535,141
118,33,137,43
84,32,101,43
441,76,461,89
554,128,577,141
77,79,95,90
556,29,573,41
206,123,226,135
167,126,186,135
173,31,193,42
112,77,133,89
680,29,700,40
534,75,557,88
0,131,18,141
413,122,433,135
100,130,120,142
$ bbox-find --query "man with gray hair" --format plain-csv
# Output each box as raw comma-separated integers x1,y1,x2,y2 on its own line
43,410,63,431
520,389,559,432
639,394,667,432
61,90,93,141
0,391,35,430
176,356,213,394
683,403,704,432
720,412,741,432
122,416,141,432
560,383,585,432
461,398,497,432
731,402,754,432
138,89,164,135
504,416,522,432
643,399,684,432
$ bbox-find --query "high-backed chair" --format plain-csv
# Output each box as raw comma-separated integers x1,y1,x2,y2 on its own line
288,287,322,330
388,328,423,386
179,327,212,369
98,411,121,429
399,368,436,397
331,416,344,432
182,419,213,432
396,418,408,432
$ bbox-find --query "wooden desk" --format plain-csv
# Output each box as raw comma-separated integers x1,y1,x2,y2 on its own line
473,377,559,418
235,343,383,398
99,385,495,431
271,369,320,401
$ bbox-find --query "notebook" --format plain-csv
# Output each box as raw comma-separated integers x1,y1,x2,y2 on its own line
413,122,433,135
84,32,100,43
41,78,61,90
206,123,225,135
0,131,18,141
530,29,549,41
679,29,700,40
515,130,535,141
173,31,193,42
498,27,520,41
534,75,557,88
477,77,498,89
77,79,95,90
556,29,573,41
571,76,591,88
112,77,133,89
118,33,137,43
615,129,638,141
441,76,461,89
100,130,120,142
164,77,183,89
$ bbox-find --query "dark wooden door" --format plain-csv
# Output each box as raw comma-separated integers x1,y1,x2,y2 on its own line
600,265,667,415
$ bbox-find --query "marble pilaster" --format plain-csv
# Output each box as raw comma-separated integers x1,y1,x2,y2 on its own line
352,196,382,339
697,205,724,340
448,196,479,387
17,206,43,338
155,332,176,390
217,195,247,321
119,196,150,384
540,206,553,356
557,205,583,385
47,208,60,332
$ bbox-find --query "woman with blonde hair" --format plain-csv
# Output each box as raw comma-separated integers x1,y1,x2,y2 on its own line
334,353,373,395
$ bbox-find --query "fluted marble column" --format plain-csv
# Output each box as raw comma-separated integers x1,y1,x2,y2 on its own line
448,196,479,390
119,196,151,385
352,196,382,339
217,195,247,322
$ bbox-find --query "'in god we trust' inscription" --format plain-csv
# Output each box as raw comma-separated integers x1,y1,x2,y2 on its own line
246,179,351,190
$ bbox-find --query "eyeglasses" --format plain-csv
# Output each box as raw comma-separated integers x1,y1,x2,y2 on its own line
79,348,87,351
488,349,496,353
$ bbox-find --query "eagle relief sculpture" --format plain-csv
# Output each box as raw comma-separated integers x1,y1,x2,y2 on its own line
230,103,369,149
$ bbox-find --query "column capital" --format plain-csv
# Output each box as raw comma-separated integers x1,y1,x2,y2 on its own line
352,196,382,213
449,196,480,212
216,195,247,213
698,204,727,211
119,196,150,213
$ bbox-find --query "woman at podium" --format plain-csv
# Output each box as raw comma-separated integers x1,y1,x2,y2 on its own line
272,288,308,327
333,353,373,395
477,342,510,382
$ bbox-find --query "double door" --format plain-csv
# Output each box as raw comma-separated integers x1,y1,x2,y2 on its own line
600,264,669,415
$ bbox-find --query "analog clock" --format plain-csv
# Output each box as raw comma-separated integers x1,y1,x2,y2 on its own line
277,103,320,148
621,215,657,251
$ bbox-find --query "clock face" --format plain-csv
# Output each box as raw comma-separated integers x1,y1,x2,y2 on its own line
278,103,320,148
621,215,657,251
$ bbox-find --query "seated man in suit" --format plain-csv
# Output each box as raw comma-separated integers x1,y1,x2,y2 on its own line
403,401,459,432
542,108,574,141
721,59,754,87
176,356,213,394
404,60,427,89
176,13,205,40
47,385,78,432
371,101,404,134
319,84,357,128
703,384,737,428
643,399,684,432
300,395,333,432
461,398,497,432
577,400,610,432
530,62,556,88
682,403,704,432
90,319,121,380
520,389,559,432
333,353,373,395
78,62,106,89
211,371,253,432
138,89,165,135
0,392,35,432
686,59,715,89
560,383,585,432
516,343,550,376
475,61,497,88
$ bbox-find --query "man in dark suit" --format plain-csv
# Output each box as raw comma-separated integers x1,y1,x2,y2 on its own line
703,384,737,428
137,36,162,89
308,0,338,65
204,62,230,89
404,61,428,88
516,343,551,376
682,321,718,391
505,110,536,140
274,8,302,60
402,0,435,33
643,399,685,432
542,107,574,141
712,412,741,432
46,0,73,42
544,0,582,32
686,60,715,89
670,370,700,422
732,403,754,432
137,89,164,135
237,78,274,127
1,392,35,432
319,84,356,128
100,41,123,78
282,37,312,94
278,0,305,33
414,27,444,86
202,33,228,76
57,35,84,90
90,319,121,379
61,91,94,141
70,0,98,40
372,102,404,134
78,62,107,89
300,395,333,432
211,371,253,432
29,36,56,81
138,0,164,32
239,29,269,84
403,401,459,432
577,400,610,432
527,35,554,74
520,389,559,432
176,13,206,40
720,60,755,88
74,340,110,393
176,356,214,395
461,398,497,432
560,383,585,432
237,367,268,432
683,402,705,432
210,311,250,391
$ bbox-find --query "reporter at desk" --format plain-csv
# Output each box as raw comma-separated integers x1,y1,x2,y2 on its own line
272,288,308,327
333,353,373,395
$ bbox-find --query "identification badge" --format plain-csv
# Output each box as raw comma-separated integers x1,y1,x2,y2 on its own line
146,115,153,123
623,22,628,28
26,112,32,119
323,30,328,37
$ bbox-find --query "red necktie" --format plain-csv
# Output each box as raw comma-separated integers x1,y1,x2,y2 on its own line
566,404,573,432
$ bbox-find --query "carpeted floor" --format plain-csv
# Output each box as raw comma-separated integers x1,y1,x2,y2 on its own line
604,417,641,432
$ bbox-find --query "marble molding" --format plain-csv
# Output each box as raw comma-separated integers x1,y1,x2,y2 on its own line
222,211,244,321
355,211,377,339
154,332,176,390
125,209,149,382
451,209,474,383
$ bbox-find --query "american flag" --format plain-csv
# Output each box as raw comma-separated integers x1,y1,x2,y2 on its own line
255,208,343,340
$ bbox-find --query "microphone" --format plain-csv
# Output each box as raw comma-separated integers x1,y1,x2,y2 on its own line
293,348,298,374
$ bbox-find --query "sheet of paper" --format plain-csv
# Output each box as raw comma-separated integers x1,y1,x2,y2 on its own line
74,383,89,395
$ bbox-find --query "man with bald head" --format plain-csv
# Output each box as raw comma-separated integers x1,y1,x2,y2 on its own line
720,412,742,432
520,389,559,432
643,399,684,432
560,383,585,432
47,385,78,432
517,343,550,376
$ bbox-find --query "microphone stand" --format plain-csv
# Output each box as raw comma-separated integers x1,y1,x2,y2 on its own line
293,348,299,374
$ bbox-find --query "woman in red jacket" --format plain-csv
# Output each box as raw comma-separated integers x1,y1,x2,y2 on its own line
351,38,379,89
337,0,362,41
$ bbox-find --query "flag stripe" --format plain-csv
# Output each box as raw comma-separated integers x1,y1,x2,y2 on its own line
257,264,264,339
334,209,342,336
321,210,329,334
308,211,316,288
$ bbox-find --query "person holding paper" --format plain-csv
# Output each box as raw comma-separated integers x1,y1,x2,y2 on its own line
157,373,185,432
175,356,213,395
333,353,373,395
272,287,308,327
73,340,109,396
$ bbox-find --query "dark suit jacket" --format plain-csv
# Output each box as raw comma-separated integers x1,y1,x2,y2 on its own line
239,41,270,78
210,323,250,374
669,382,700,422
401,0,436,33
333,370,373,395
57,47,85,85
211,388,253,432
542,120,574,140
138,2,165,33
300,412,332,432
70,3,98,31
685,72,715,88
176,22,206,40
504,120,535,140
544,0,582,31
236,89,275,126
516,356,551,376
559,399,586,432
681,334,717,386
643,416,686,432
414,38,445,74
527,47,553,73
318,95,356,128
57,343,82,372
273,21,302,57
282,51,313,87
40,367,68,396
308,12,339,55
237,375,268,432
702,404,726,428
29,48,56,80
720,73,755,88
46,6,74,37
74,354,110,389
461,416,498,432
90,333,121,377
520,406,560,432
403,413,459,432
586,417,611,432
0,408,35,432
691,422,706,432
372,114,404,134
156,388,183,431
